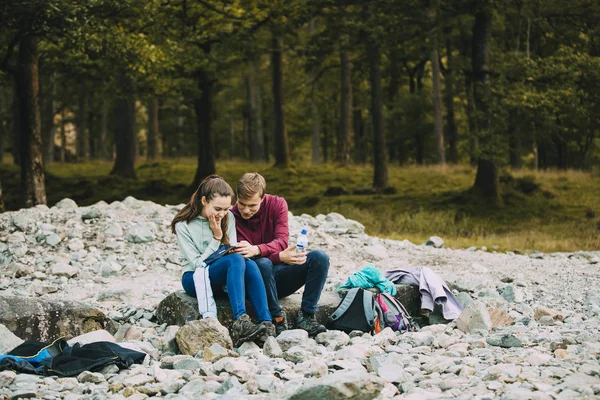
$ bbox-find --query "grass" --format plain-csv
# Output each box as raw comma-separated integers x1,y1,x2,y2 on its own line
1,157,599,253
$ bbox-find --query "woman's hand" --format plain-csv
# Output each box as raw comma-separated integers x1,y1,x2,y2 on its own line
279,245,307,265
208,213,223,240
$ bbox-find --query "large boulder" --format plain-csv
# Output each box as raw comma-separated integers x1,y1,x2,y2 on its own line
156,284,421,328
156,291,344,328
0,296,117,342
175,318,233,355
287,370,386,400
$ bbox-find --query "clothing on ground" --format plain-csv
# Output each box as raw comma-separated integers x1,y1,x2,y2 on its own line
338,264,397,295
384,266,463,320
0,338,145,377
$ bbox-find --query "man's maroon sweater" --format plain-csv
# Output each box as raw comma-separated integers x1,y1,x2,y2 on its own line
231,194,289,265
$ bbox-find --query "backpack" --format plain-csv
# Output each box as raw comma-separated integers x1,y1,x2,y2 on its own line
327,288,381,334
374,292,419,333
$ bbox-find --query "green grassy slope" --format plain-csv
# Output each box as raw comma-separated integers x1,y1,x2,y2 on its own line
1,159,598,253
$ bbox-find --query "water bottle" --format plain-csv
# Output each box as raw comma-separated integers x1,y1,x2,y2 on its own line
295,229,308,254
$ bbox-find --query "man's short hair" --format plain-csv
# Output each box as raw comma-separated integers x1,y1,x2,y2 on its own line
237,173,266,199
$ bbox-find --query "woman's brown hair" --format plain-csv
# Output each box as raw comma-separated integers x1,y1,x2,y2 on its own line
170,175,234,245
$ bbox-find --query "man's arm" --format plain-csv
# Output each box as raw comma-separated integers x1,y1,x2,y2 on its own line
256,197,289,264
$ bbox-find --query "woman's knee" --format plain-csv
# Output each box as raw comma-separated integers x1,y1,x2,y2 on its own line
226,253,246,272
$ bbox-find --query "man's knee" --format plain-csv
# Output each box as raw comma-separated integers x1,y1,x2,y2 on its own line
307,250,329,272
254,257,274,277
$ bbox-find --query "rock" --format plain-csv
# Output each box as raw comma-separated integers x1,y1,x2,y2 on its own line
0,296,113,341
364,245,389,260
204,343,237,363
67,238,85,251
125,224,155,243
263,336,283,358
237,341,261,358
277,329,309,352
77,371,105,383
212,357,258,382
104,224,124,237
456,292,473,309
50,263,79,277
425,236,444,248
315,330,350,349
498,284,523,303
287,370,386,400
67,329,116,346
487,307,516,328
0,324,24,354
175,318,233,355
534,306,566,322
456,301,492,334
45,233,62,246
54,198,78,210
486,334,522,348
366,353,411,383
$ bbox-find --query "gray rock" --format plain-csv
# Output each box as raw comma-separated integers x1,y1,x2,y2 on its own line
263,336,283,358
0,324,23,355
54,198,78,210
77,371,105,383
237,341,261,358
425,236,444,248
364,245,389,260
287,370,386,400
104,224,124,237
315,330,350,349
498,284,523,303
81,207,102,220
176,318,233,355
125,224,155,243
45,233,62,246
173,358,203,370
456,292,473,308
204,342,236,363
212,357,258,382
277,329,309,352
486,334,522,348
366,353,411,383
456,301,492,334
0,296,113,342
67,238,85,251
0,370,17,387
50,262,79,277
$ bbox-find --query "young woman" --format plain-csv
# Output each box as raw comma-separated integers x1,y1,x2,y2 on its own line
171,175,274,345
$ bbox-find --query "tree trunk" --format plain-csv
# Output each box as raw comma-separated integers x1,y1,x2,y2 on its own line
508,114,522,169
59,107,66,162
353,97,365,163
0,89,4,163
415,61,426,165
0,179,4,212
367,38,388,189
147,98,159,160
100,97,110,160
444,29,459,164
40,72,55,165
76,85,87,162
12,81,21,166
110,73,137,179
246,61,266,163
88,92,96,159
471,8,500,203
311,86,320,165
271,33,290,168
17,34,46,207
337,48,352,164
431,48,445,165
192,68,216,187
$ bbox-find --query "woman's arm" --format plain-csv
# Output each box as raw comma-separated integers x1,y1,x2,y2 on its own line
175,222,220,269
227,210,237,245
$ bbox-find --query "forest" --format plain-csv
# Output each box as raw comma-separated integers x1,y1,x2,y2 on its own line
0,0,599,251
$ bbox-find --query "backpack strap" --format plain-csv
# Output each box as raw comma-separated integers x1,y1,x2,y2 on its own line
363,289,376,327
330,288,360,321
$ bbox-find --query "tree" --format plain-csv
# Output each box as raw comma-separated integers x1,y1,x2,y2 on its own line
271,33,291,168
471,6,500,203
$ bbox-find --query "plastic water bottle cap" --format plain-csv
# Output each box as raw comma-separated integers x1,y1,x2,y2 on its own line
301,229,307,234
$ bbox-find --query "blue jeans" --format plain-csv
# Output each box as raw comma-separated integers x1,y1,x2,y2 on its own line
254,250,329,317
182,254,271,322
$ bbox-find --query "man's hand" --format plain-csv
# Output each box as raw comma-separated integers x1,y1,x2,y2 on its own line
279,245,307,265
234,240,261,258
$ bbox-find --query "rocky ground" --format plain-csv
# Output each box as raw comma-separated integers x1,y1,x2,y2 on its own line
0,197,599,399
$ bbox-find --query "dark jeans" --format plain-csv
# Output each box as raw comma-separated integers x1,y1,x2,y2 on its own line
182,253,271,322
254,250,329,317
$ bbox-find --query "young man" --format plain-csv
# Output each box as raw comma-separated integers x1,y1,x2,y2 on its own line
231,173,329,336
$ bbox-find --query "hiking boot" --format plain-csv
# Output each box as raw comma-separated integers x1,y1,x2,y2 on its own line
255,321,276,347
230,314,266,346
295,310,326,336
274,310,289,336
